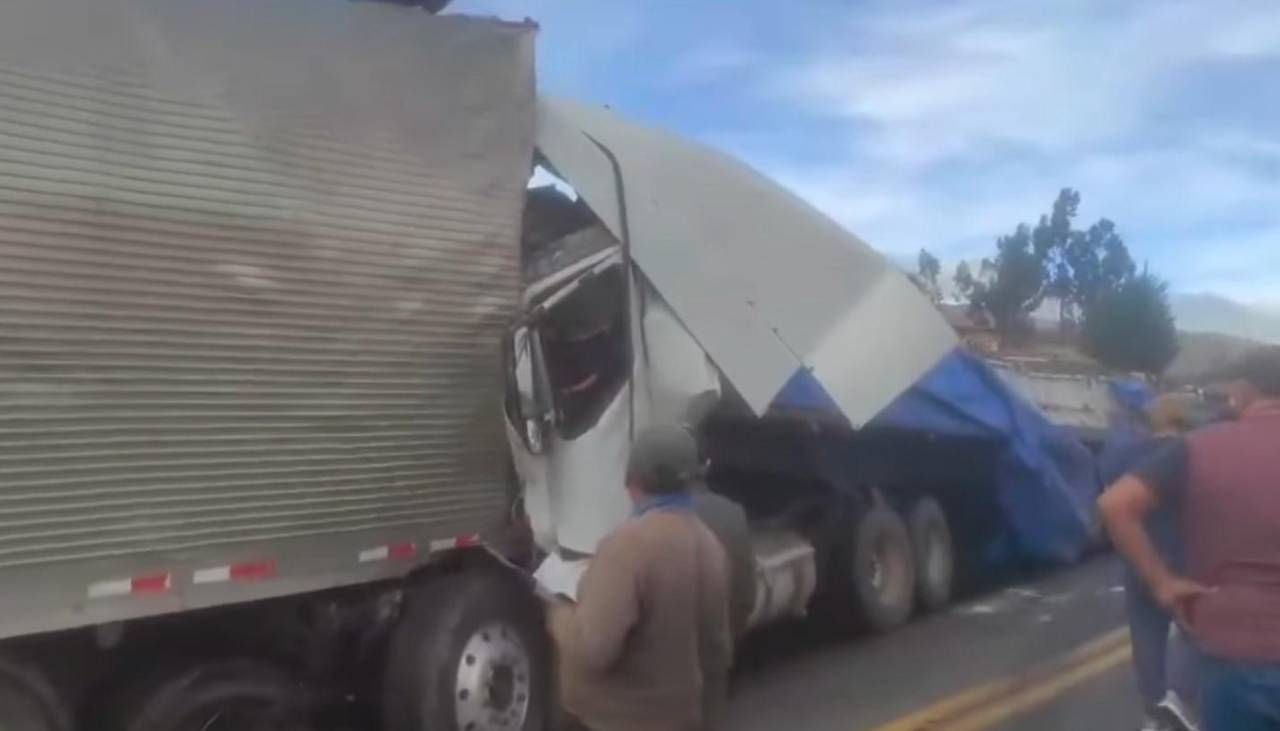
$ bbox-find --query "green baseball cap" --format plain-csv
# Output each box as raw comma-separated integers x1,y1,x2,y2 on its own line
627,424,700,494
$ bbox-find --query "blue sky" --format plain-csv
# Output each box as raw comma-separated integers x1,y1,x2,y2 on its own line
455,0,1280,307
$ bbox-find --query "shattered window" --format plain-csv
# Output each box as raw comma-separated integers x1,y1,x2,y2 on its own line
539,264,629,439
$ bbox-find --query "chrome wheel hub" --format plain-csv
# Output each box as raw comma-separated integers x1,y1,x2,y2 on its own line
869,552,885,592
455,622,532,731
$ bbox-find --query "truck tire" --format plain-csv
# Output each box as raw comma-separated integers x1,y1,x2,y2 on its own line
0,658,73,731
105,659,312,731
908,497,955,612
383,571,549,731
850,506,916,633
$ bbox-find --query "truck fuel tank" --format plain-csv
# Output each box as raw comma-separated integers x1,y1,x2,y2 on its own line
746,530,818,631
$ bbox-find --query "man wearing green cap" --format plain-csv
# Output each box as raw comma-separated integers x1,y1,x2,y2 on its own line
547,424,733,731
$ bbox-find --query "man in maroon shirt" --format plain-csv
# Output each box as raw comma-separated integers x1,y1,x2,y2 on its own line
1100,346,1280,731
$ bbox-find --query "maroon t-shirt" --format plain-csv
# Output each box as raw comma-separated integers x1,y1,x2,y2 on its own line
1135,403,1280,662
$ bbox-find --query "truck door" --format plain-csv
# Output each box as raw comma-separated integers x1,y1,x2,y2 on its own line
506,251,637,554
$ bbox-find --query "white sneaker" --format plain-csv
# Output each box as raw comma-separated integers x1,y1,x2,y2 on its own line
1152,691,1199,731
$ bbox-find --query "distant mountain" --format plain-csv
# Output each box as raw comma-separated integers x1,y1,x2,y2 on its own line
1166,331,1259,383
1170,293,1280,344
1164,294,1279,383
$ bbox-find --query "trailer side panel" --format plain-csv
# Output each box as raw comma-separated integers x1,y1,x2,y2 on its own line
0,0,536,638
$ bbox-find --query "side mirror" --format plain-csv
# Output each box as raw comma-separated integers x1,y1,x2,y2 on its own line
509,325,551,454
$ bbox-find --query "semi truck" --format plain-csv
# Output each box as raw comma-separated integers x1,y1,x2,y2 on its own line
0,1,1099,729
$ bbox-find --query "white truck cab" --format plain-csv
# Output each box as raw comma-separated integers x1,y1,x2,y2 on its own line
505,99,959,627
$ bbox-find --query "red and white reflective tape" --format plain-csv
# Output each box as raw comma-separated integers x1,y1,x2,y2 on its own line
86,537,484,599
429,533,481,553
357,541,418,564
360,535,480,563
193,560,277,585
87,572,172,599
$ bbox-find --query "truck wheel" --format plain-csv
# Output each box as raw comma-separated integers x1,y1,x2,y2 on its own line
851,506,916,633
908,497,955,612
105,660,312,731
383,572,549,731
0,658,73,731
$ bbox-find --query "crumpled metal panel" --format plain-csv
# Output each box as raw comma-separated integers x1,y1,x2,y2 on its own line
0,0,535,571
537,98,957,428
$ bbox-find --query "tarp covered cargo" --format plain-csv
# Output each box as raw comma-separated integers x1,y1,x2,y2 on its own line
776,350,1102,564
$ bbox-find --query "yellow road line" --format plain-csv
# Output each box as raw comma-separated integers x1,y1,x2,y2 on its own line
944,645,1131,731
866,627,1131,731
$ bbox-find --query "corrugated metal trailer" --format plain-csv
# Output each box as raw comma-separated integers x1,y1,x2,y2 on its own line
0,2,545,729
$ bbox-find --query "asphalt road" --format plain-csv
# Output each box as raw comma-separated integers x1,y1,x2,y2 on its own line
729,556,1141,731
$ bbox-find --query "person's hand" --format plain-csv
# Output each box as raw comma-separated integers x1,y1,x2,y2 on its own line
1153,575,1213,617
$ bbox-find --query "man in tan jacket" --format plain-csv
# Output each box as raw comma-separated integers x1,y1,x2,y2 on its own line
547,425,733,731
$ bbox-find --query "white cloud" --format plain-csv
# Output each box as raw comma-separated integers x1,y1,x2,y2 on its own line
458,0,1280,302
770,5,1116,163
1174,226,1280,294
734,0,1280,297
1204,133,1280,161
668,44,757,86
761,145,1280,278
1072,149,1279,227
767,0,1280,166
763,161,1053,259
1205,7,1280,57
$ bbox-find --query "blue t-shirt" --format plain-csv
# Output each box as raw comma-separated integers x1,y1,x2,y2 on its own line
1104,434,1184,571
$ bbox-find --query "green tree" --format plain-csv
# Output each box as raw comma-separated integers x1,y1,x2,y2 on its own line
1028,188,1137,330
1066,217,1135,317
963,187,1170,365
1082,269,1179,374
953,260,976,297
965,188,1139,342
1032,189,1080,325
911,248,943,303
965,224,1045,344
1095,219,1137,297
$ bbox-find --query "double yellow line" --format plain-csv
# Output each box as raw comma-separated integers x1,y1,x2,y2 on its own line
867,627,1132,731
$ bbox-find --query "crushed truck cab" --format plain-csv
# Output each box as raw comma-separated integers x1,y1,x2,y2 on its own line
517,97,957,558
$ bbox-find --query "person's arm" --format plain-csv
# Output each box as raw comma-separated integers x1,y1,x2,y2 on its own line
547,530,642,673
1097,442,1211,614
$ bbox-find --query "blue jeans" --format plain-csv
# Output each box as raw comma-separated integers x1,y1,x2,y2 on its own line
1123,512,1191,707
1125,566,1172,706
1201,657,1280,731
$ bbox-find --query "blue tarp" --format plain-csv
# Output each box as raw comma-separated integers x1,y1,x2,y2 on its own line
1110,378,1155,414
774,349,1102,565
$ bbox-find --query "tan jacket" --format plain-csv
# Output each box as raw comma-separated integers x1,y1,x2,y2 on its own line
550,505,732,731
